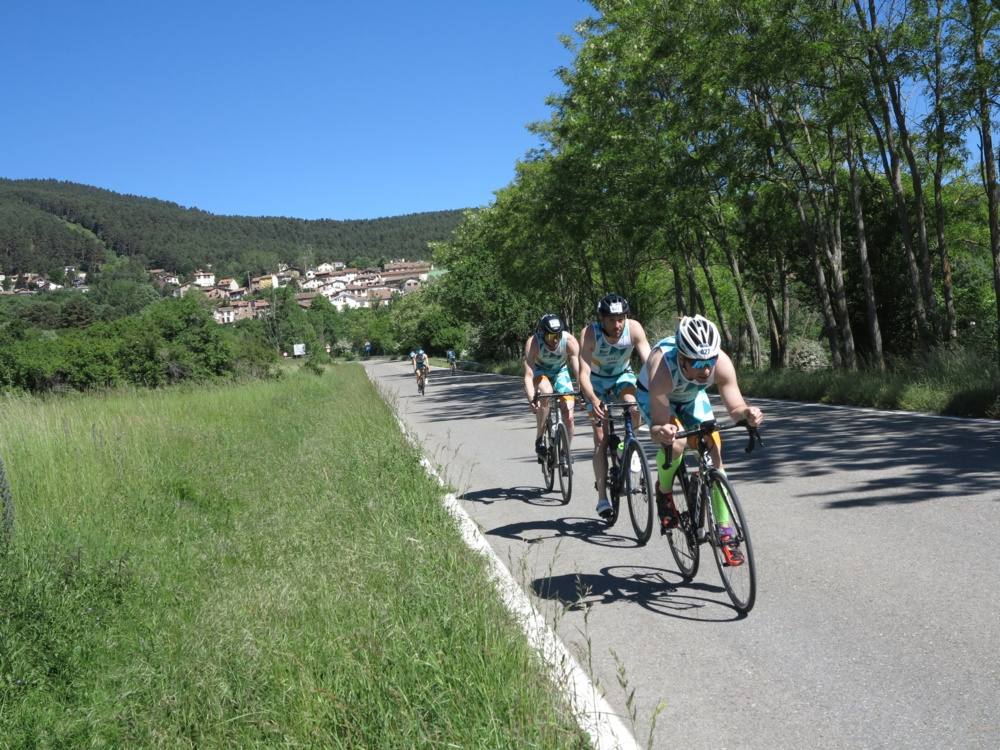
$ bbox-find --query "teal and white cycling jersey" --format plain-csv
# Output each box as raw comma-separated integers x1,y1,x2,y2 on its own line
589,321,634,378
637,336,716,426
531,330,569,374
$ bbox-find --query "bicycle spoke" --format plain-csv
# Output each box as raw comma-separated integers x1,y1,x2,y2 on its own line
706,472,756,613
624,441,653,545
666,465,699,580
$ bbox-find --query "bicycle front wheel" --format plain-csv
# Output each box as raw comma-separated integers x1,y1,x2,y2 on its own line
541,428,556,492
705,471,756,613
555,423,572,504
623,440,653,545
603,449,621,527
666,465,699,580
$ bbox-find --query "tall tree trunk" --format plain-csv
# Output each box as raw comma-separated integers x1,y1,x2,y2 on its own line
672,262,686,317
707,193,762,367
695,234,734,351
795,195,843,368
868,0,934,315
846,126,886,369
854,0,930,341
970,0,1000,369
932,0,957,341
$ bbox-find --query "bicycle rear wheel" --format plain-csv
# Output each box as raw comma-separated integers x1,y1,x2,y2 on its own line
0,454,13,554
623,439,653,545
555,423,572,504
705,471,756,613
666,464,700,580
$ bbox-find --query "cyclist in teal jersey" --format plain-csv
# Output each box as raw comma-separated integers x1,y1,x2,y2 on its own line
412,347,430,388
579,294,652,519
637,314,763,563
523,313,582,461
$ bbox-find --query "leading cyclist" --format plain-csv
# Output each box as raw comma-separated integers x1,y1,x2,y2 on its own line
579,294,652,519
636,314,764,565
523,313,582,461
412,347,430,391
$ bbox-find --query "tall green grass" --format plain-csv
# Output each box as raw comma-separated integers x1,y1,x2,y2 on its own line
739,347,1000,418
0,367,586,748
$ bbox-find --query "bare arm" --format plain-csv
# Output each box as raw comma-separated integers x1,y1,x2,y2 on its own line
577,324,604,419
565,334,582,386
523,336,540,411
714,352,764,427
631,320,652,365
647,350,680,445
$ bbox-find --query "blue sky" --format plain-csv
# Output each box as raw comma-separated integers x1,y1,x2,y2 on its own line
2,1,590,220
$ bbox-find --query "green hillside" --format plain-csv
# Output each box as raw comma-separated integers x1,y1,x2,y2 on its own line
0,179,466,278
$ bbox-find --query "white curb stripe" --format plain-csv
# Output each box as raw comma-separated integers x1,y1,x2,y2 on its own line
416,456,641,750
378,393,641,750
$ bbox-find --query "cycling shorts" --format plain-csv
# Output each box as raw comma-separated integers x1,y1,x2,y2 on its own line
531,365,574,397
637,387,719,448
587,370,637,412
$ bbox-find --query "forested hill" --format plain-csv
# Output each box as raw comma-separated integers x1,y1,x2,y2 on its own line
0,179,466,278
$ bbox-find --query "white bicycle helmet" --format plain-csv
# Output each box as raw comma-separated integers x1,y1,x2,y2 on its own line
675,315,721,359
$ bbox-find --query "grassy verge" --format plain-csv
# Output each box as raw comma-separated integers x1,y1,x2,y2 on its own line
0,367,586,748
738,351,1000,419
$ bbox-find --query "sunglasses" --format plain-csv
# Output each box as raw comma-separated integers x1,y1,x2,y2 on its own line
543,332,560,340
682,355,718,370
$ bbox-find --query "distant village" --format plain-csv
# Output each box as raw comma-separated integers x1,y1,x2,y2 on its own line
0,258,435,325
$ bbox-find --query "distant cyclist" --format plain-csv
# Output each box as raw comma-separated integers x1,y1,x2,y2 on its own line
579,294,651,519
523,313,581,461
364,340,373,358
446,348,457,373
412,347,430,391
637,314,764,564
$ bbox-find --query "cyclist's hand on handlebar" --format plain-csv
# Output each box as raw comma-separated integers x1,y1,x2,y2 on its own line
743,406,764,428
650,422,679,445
590,399,606,421
528,395,539,414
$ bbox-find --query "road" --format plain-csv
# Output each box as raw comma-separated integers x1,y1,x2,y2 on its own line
365,359,1000,750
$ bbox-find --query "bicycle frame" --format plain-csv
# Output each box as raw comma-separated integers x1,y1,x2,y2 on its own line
664,418,763,612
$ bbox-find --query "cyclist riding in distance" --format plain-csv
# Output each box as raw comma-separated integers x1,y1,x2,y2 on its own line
523,313,582,461
412,347,429,379
636,314,764,563
579,294,652,519
446,347,457,369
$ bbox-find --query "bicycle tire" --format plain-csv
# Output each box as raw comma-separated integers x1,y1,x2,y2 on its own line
541,427,556,492
555,423,572,504
666,465,700,580
0,454,13,554
623,439,653,545
705,471,757,613
603,447,621,527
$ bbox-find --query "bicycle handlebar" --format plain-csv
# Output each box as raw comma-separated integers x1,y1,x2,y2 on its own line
534,391,582,400
673,419,764,453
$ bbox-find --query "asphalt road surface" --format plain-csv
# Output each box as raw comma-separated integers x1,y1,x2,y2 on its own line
365,359,1000,750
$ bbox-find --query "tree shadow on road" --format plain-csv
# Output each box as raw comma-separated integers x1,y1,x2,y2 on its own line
531,565,744,621
677,398,1000,510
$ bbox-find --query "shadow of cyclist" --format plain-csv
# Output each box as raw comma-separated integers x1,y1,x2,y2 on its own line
532,565,745,621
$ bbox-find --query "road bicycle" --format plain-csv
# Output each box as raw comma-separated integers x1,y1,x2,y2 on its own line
663,419,762,614
534,392,578,504
0,454,13,554
415,367,428,395
449,357,458,375
600,401,655,544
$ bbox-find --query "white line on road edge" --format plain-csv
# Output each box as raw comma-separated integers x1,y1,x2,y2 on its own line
392,414,641,750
